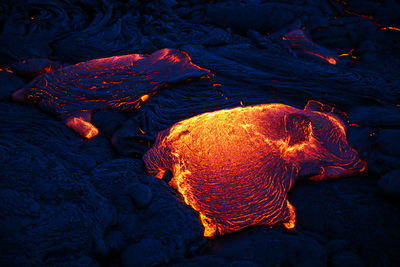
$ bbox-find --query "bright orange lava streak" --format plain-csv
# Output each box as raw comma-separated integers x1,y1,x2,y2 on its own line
144,101,365,236
283,30,338,65
65,117,99,139
381,26,400,32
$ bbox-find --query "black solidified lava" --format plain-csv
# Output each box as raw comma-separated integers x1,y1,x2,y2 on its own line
0,0,399,266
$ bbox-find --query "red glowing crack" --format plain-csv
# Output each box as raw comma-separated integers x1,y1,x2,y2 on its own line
283,29,338,65
12,49,210,138
143,101,365,237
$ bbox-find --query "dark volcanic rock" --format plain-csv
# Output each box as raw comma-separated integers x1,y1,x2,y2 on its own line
0,101,118,265
206,2,310,34
135,175,204,262
0,102,113,171
52,14,155,62
349,105,400,128
200,228,326,266
121,238,168,267
0,136,115,266
125,182,152,209
89,158,145,210
89,159,203,262
91,109,128,138
376,129,400,157
8,58,64,78
289,177,400,266
331,250,365,267
378,169,400,198
0,72,24,100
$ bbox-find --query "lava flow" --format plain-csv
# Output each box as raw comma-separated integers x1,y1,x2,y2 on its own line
11,49,210,138
283,29,338,65
143,101,365,237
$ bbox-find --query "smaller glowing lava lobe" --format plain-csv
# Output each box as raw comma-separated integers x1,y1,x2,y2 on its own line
143,101,365,237
12,49,210,138
283,29,338,65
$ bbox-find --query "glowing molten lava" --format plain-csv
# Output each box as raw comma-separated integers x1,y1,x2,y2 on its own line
143,101,365,237
11,49,209,138
283,29,338,65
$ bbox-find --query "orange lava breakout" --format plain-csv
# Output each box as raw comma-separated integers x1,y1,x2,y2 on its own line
143,101,365,237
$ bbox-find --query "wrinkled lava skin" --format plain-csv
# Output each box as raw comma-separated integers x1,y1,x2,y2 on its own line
143,101,365,236
12,48,209,138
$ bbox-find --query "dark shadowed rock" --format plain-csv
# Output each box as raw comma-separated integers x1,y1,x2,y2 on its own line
173,256,263,267
349,105,400,128
121,238,168,267
0,140,115,266
8,58,64,78
378,170,400,198
366,151,400,175
331,250,365,267
90,158,145,210
91,110,128,138
52,14,156,62
202,228,326,266
90,159,203,261
206,2,310,34
125,182,153,209
289,177,400,266
112,118,155,156
0,72,24,100
136,176,204,262
0,102,114,171
105,230,126,255
59,256,100,267
376,129,400,157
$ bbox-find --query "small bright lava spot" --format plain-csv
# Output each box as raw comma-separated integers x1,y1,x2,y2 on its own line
66,117,99,139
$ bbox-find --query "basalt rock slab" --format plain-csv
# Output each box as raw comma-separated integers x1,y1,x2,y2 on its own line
0,136,115,266
0,102,113,171
289,176,400,266
134,175,204,262
378,169,400,198
89,159,203,262
197,228,327,267
0,71,24,100
349,105,400,128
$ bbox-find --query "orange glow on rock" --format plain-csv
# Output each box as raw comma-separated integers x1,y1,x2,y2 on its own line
338,48,357,60
140,94,150,103
65,117,99,139
143,101,365,236
381,26,400,32
328,58,337,65
0,67,14,74
284,29,338,65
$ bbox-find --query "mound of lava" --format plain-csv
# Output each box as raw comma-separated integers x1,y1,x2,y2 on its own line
143,101,365,237
12,48,209,138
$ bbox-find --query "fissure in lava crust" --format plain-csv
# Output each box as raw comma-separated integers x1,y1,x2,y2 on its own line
143,101,365,237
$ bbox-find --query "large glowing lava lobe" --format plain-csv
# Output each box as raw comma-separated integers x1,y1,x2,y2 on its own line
143,101,365,237
12,49,209,138
283,29,338,65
